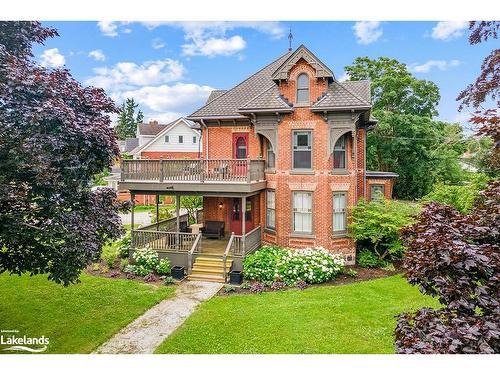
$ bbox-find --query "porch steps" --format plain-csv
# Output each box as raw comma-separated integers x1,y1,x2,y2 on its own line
187,257,232,283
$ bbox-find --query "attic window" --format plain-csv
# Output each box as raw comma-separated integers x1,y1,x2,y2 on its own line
296,73,309,104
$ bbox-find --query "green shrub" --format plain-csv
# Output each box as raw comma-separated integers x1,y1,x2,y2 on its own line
163,276,175,285
133,246,159,271
243,245,288,282
357,249,385,268
101,247,118,269
117,232,131,258
349,198,418,262
344,268,358,277
223,284,236,293
120,258,129,271
240,281,251,289
151,206,173,223
421,173,490,214
156,258,171,276
244,246,345,285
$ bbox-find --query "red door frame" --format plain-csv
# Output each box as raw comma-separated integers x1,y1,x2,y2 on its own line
229,196,253,235
232,133,249,177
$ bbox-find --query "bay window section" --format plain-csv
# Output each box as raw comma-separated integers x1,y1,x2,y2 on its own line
266,190,276,230
333,192,347,235
292,191,312,234
292,130,312,170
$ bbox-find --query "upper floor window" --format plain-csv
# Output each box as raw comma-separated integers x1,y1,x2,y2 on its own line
333,134,347,170
296,73,309,104
178,135,183,144
193,136,197,143
292,130,312,170
267,141,275,169
165,135,169,143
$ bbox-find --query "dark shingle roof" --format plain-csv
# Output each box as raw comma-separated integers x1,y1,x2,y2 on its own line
366,171,399,178
238,85,292,112
206,90,227,104
138,121,172,136
188,51,292,119
311,80,371,110
124,138,139,153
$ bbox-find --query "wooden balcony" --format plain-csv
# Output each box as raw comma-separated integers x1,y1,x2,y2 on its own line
119,159,266,194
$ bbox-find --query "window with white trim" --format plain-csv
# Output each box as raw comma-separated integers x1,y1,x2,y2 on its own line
296,73,309,104
193,136,197,143
178,135,183,143
266,190,276,230
292,130,312,170
292,191,312,234
165,135,169,143
333,192,347,235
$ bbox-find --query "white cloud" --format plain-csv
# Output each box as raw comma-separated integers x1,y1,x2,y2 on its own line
431,21,468,41
145,112,184,124
152,38,165,50
97,21,119,37
411,59,461,73
183,35,246,57
88,49,106,61
114,83,214,113
86,59,185,91
40,48,65,68
338,72,350,82
352,21,383,45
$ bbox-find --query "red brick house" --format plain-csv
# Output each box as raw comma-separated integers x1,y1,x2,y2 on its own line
119,45,397,281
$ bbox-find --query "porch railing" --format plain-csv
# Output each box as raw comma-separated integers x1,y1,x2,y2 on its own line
121,159,265,183
187,232,202,275
132,230,199,253
229,225,262,257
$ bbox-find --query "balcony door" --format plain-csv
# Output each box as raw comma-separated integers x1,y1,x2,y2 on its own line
232,133,248,176
230,197,253,235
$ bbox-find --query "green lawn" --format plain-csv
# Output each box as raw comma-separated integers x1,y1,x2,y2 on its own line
0,273,174,354
156,275,439,354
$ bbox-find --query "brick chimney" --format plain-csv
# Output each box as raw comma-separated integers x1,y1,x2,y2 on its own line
149,120,158,125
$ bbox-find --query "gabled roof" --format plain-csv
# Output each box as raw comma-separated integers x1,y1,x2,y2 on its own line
238,85,293,113
271,44,334,81
206,90,227,104
187,51,292,119
311,80,371,111
131,118,199,155
138,121,171,136
366,171,399,179
124,138,139,153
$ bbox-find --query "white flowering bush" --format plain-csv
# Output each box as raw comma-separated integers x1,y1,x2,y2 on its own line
132,246,159,272
244,245,345,285
243,245,288,282
277,247,345,284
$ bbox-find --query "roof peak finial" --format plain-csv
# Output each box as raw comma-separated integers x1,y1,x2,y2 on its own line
288,27,293,52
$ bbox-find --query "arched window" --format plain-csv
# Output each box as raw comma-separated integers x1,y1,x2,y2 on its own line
235,136,247,159
266,140,275,169
296,73,309,104
333,134,347,170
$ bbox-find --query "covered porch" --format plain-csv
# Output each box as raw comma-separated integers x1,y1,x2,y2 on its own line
128,191,263,280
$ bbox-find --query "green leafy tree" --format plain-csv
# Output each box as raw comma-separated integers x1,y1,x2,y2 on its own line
115,98,144,140
345,56,440,117
348,199,418,262
345,57,467,199
181,195,202,224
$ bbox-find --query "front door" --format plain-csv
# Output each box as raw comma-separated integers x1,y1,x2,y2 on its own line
232,133,248,176
230,197,253,235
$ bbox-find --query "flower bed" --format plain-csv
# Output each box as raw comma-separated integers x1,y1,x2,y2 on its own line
244,245,345,285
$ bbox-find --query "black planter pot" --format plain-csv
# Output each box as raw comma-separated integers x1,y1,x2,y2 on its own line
229,270,243,285
171,266,185,280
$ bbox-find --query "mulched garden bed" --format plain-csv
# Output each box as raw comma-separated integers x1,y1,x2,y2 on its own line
218,264,404,296
85,261,181,287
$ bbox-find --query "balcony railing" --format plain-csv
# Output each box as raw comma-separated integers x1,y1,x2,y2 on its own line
121,159,265,183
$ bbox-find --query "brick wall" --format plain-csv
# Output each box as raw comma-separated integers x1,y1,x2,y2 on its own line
203,126,262,160
365,178,394,201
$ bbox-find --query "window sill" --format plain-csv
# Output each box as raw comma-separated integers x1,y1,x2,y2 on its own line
332,232,348,239
290,170,315,175
294,103,310,108
264,228,276,235
330,170,350,175
289,233,316,239
265,168,276,174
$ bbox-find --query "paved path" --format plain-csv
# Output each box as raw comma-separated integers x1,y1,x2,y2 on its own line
95,281,221,354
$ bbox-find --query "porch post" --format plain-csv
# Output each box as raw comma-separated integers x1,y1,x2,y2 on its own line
131,192,135,249
241,196,246,255
176,194,180,250
155,193,160,231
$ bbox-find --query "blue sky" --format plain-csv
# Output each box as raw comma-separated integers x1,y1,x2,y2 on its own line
34,21,495,127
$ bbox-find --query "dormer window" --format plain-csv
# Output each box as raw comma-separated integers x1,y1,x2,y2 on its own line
296,73,309,104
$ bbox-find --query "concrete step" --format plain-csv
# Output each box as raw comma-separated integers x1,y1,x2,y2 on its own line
195,259,232,267
188,273,226,283
192,266,231,274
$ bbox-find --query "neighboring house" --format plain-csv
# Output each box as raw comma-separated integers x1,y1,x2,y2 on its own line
130,118,202,159
119,44,398,281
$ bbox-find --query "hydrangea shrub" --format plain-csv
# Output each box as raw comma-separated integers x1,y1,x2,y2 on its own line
244,246,345,285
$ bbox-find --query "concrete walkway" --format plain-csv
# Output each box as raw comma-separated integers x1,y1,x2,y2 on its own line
95,281,221,354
